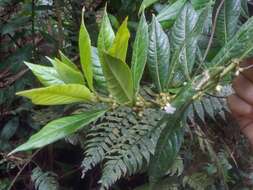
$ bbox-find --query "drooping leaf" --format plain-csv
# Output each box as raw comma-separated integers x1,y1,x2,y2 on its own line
9,109,107,154
131,13,149,96
91,47,107,91
16,84,95,105
215,0,241,46
79,8,94,90
59,51,79,71
147,16,170,92
102,52,134,105
139,0,159,15
24,62,64,86
157,0,187,28
211,16,253,66
48,57,85,85
171,2,199,79
97,9,115,60
109,17,130,62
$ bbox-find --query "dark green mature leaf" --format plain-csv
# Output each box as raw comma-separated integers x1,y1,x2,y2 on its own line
0,117,19,141
149,84,197,187
9,109,107,154
157,0,187,28
131,13,149,96
24,62,64,86
191,0,212,10
147,16,170,92
168,5,210,86
91,47,107,91
215,0,241,46
109,17,130,62
97,9,115,60
102,52,134,105
16,84,95,105
171,2,199,78
211,16,253,66
79,9,94,90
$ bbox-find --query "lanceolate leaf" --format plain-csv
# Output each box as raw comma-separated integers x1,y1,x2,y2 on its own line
147,16,170,92
59,50,79,71
191,0,212,10
102,52,134,105
215,0,241,46
157,0,187,28
9,109,107,155
171,3,199,79
211,16,253,66
97,9,115,59
139,0,159,15
79,9,94,90
131,13,149,96
91,47,107,90
109,17,130,62
24,62,64,86
48,57,85,85
16,84,95,105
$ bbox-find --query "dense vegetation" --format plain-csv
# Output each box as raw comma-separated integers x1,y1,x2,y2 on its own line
1,0,253,189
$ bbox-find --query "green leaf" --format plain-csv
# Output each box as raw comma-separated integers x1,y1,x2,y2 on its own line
147,16,170,92
157,0,187,28
79,8,94,90
149,84,197,186
215,0,241,46
91,47,107,91
16,84,95,105
168,5,210,86
24,62,64,86
191,0,212,10
211,16,253,66
171,3,199,78
139,0,159,15
108,17,130,62
59,50,79,71
131,13,149,96
97,9,115,59
1,117,19,141
102,52,134,105
48,57,85,85
9,109,107,154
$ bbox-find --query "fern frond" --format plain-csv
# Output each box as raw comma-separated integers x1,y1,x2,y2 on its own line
81,107,165,189
167,156,184,177
183,172,213,190
31,167,59,190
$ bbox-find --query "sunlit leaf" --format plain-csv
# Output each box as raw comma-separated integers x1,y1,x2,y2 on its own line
59,50,79,71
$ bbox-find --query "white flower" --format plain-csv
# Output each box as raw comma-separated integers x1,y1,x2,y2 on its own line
215,85,222,92
163,103,176,114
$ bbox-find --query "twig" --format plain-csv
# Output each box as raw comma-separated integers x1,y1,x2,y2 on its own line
7,149,41,190
202,0,225,64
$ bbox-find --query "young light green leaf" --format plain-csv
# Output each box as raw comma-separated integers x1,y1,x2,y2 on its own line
91,47,107,91
59,50,79,71
147,16,170,92
48,57,85,85
102,52,134,105
139,0,159,15
215,0,241,46
131,13,149,96
16,84,95,105
171,3,199,78
24,62,64,86
157,0,187,28
97,9,115,59
9,109,107,155
108,17,130,62
79,8,94,91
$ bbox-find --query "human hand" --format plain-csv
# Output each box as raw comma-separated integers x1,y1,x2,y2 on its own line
228,59,253,146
